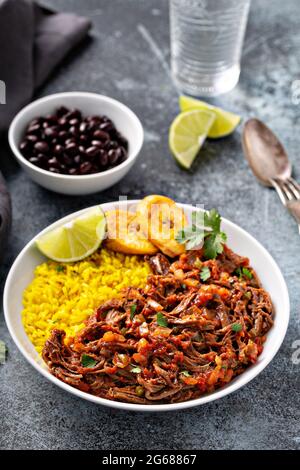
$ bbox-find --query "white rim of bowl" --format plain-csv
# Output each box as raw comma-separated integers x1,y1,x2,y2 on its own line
3,201,290,412
8,92,144,180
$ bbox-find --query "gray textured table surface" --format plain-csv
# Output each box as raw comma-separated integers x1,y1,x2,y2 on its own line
1,0,299,451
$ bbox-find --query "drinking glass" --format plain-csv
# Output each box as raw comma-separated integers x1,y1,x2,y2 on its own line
170,0,251,96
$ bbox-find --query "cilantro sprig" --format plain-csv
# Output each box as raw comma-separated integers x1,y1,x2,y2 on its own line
130,304,137,320
180,370,191,377
231,323,242,333
131,365,141,374
235,267,253,280
81,354,98,368
176,209,227,259
156,312,168,327
200,266,211,282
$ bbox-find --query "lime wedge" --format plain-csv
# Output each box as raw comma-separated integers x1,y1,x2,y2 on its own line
36,207,106,262
179,95,241,139
169,110,215,169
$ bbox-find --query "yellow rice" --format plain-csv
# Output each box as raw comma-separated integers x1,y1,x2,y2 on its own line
22,248,151,354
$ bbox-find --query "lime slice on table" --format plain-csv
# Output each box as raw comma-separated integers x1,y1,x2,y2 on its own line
169,109,216,169
36,206,106,262
179,95,241,139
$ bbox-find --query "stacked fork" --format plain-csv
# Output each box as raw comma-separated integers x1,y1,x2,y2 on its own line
271,178,300,233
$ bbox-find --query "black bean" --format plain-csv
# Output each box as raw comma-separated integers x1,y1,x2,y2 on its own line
65,138,76,146
44,127,58,139
69,118,79,127
48,167,61,173
93,129,110,141
79,134,89,144
68,167,78,175
45,114,58,124
54,144,64,156
56,106,69,117
34,141,49,154
99,150,108,167
29,156,42,166
65,143,78,157
20,140,31,154
36,153,48,166
28,118,42,127
66,109,82,121
74,155,82,165
86,146,100,159
27,124,41,134
62,154,73,166
79,162,93,174
79,122,88,133
78,145,86,154
58,118,68,128
90,166,100,174
117,135,128,150
69,126,79,136
114,147,124,161
26,135,38,144
108,141,118,150
91,140,103,148
108,149,118,165
48,157,60,168
58,130,69,142
99,121,114,132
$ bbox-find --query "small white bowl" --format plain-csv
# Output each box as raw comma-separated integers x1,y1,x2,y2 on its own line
3,200,290,412
8,92,144,195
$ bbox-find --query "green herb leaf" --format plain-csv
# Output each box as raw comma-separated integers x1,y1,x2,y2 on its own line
156,312,168,327
204,232,227,260
180,370,191,377
56,265,65,273
131,365,141,373
176,208,227,259
242,268,253,279
244,291,252,299
181,283,187,290
200,266,211,281
194,258,202,269
0,340,7,365
235,267,253,280
231,323,243,333
204,208,221,233
81,354,98,368
130,304,137,320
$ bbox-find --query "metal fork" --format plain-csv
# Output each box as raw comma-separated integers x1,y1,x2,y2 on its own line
270,177,300,233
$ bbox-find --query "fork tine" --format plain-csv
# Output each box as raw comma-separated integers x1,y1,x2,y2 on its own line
270,178,289,206
287,177,300,199
281,181,296,200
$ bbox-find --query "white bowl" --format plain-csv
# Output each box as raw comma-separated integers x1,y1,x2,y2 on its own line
3,200,290,412
8,92,144,195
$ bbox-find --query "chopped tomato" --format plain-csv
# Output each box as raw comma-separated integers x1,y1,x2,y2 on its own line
137,338,149,352
181,376,198,385
113,353,130,369
104,366,117,374
102,331,125,342
132,352,147,365
152,326,172,338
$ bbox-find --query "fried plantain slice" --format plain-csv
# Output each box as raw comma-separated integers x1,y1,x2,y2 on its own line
105,209,158,255
136,195,187,257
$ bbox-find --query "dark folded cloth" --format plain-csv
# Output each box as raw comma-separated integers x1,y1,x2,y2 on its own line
0,0,91,133
0,171,11,259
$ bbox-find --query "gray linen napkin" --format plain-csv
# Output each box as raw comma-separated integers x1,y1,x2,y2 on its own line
0,0,91,133
0,0,91,258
